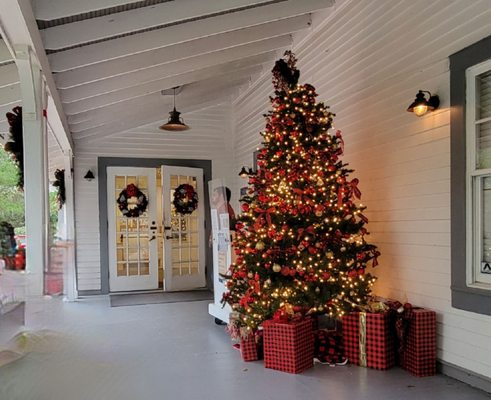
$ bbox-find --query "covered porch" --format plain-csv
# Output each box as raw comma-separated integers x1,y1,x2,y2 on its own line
0,0,491,398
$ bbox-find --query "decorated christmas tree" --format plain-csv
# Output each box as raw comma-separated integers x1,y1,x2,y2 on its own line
223,51,380,333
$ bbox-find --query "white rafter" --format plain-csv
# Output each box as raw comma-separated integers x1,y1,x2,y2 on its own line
58,35,291,101
41,0,277,50
47,0,332,72
69,74,251,131
63,57,267,115
54,15,309,89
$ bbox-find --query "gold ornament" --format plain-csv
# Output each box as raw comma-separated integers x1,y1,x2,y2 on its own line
272,263,282,273
255,241,265,250
326,251,334,259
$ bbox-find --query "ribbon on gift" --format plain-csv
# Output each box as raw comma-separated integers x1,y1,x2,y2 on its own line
359,312,367,367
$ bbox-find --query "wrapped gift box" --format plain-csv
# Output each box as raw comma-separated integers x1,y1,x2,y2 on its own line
399,308,436,377
239,333,261,362
314,329,346,365
263,318,314,374
342,312,395,370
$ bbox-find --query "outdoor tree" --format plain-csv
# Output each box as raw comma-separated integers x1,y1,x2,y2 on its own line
0,148,25,228
223,52,380,333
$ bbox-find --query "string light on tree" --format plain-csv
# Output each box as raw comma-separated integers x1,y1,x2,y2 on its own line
222,51,380,332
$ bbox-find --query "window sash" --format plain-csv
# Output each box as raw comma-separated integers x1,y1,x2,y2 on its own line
466,59,491,289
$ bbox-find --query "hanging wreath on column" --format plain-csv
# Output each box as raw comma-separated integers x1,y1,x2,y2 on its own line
117,183,148,217
173,183,198,215
52,169,66,209
3,106,24,190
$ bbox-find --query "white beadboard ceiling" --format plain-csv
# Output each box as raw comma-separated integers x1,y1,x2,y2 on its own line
2,0,332,143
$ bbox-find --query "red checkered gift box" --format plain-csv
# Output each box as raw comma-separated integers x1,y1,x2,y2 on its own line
342,312,395,370
240,333,260,362
399,308,436,377
263,318,314,374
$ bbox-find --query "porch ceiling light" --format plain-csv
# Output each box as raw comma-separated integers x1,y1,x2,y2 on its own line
239,167,249,178
159,87,190,131
407,90,440,117
84,170,95,181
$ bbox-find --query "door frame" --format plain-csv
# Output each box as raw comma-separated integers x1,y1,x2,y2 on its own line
78,157,212,296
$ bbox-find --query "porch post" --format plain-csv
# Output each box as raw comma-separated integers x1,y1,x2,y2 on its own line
63,151,78,301
16,45,48,297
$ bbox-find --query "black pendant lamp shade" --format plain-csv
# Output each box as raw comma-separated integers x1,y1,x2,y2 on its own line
159,87,190,131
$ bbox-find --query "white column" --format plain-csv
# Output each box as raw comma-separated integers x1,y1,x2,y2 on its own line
63,151,78,301
16,45,48,297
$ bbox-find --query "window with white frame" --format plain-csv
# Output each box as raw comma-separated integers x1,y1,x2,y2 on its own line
450,35,491,316
466,60,491,289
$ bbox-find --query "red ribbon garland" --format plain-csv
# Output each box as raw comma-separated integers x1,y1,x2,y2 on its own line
256,207,275,226
336,130,344,154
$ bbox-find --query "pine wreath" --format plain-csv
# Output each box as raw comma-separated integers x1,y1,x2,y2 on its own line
52,169,66,210
3,106,24,190
173,183,198,215
117,183,148,218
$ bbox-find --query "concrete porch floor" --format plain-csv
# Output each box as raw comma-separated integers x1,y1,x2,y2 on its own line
0,297,489,400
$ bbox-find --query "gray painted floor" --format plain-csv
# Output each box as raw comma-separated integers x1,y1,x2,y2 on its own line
0,297,489,400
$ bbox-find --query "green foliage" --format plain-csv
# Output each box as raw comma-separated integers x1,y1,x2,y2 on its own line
0,148,25,228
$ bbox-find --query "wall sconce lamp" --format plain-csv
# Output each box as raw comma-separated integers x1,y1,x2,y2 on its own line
239,167,254,178
407,90,440,117
84,170,95,181
238,167,249,178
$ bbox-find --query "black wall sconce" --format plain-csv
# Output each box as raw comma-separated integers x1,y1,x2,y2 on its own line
407,90,440,117
238,167,254,178
84,170,95,181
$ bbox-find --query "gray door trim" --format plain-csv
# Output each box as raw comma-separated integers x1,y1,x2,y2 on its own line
97,157,212,295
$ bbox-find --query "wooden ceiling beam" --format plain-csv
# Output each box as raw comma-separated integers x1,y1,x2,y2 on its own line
54,15,309,89
58,36,290,101
72,92,239,141
48,0,333,72
63,61,265,116
68,78,248,130
41,0,276,50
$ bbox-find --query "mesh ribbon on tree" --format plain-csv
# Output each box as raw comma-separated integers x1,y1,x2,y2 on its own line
222,51,380,333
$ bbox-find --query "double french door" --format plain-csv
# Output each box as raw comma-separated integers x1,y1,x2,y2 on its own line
107,165,205,292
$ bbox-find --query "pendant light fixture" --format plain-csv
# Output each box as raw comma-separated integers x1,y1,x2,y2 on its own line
159,87,190,131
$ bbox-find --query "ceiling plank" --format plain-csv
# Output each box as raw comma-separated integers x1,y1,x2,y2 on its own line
48,0,333,72
0,64,20,88
72,92,239,141
0,39,14,64
0,100,21,117
41,0,276,50
0,83,21,106
58,36,290,101
54,15,309,88
63,60,265,115
68,77,248,130
33,0,142,21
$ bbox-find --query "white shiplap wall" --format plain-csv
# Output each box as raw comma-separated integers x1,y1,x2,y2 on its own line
232,0,491,378
74,103,235,292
